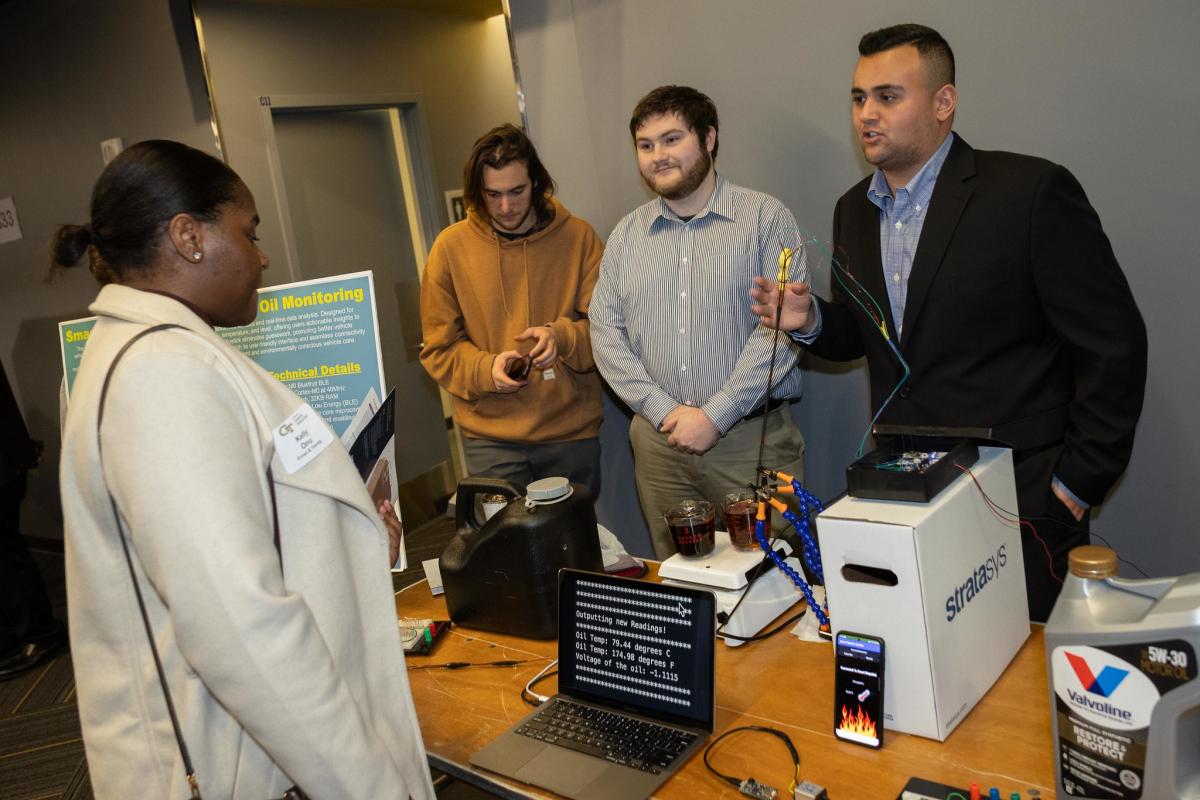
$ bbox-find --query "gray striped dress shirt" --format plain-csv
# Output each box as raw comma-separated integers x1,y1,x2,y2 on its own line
590,175,807,434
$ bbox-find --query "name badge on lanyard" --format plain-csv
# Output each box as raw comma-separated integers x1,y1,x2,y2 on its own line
272,403,333,474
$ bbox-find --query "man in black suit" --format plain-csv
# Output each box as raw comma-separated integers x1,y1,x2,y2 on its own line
751,24,1147,621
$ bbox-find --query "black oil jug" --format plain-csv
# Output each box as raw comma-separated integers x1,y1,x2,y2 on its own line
440,476,603,639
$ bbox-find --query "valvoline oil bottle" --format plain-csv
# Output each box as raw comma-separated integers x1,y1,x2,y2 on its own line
1044,545,1200,798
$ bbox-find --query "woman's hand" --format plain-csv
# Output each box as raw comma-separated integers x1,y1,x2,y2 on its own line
378,499,403,568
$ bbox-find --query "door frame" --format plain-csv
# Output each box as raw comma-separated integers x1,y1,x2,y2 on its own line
256,93,442,285
258,93,469,485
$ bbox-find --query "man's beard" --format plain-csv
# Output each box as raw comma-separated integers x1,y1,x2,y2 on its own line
643,149,712,201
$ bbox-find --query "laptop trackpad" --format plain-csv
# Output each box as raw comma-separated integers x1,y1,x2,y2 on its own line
517,748,608,796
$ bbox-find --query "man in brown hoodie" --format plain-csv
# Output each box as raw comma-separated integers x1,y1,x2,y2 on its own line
420,125,604,497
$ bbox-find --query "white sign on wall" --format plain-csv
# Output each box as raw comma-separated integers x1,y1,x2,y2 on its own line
0,197,21,244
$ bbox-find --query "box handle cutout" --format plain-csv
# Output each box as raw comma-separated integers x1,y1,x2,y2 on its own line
841,563,898,587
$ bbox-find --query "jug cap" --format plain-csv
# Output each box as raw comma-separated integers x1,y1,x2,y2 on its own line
527,477,572,503
1068,545,1118,579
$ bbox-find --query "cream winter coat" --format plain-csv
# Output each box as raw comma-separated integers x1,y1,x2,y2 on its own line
59,285,434,799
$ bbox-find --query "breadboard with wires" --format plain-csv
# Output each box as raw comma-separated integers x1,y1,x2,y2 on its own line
846,435,978,503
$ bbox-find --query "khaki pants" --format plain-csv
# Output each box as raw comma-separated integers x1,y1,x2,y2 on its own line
629,404,805,558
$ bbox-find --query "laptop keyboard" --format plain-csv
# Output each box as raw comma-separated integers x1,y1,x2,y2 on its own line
517,699,698,774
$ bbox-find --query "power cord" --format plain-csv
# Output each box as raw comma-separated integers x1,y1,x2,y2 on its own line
717,608,808,643
407,656,549,671
520,659,559,706
703,725,802,799
715,524,812,643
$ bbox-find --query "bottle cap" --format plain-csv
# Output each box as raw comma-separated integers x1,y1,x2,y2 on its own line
1069,545,1118,578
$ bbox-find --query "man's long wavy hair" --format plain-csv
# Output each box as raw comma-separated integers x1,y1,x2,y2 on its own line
462,124,556,222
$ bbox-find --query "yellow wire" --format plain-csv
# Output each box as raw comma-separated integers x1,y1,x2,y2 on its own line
777,247,793,284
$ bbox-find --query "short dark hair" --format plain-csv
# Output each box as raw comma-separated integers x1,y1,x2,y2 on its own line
859,24,955,88
50,139,244,283
462,124,555,222
629,85,720,160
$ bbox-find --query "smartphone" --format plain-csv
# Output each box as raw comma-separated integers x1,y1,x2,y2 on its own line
833,630,884,748
504,354,531,380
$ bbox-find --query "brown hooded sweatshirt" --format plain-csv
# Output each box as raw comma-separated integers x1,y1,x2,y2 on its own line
419,198,603,443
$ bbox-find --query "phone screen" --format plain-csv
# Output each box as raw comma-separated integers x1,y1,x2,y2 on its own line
834,631,884,748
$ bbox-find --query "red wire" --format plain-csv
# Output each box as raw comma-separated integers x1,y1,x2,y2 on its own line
830,245,886,330
953,463,1061,584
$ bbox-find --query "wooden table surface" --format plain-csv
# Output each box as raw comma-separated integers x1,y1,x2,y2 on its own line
397,568,1057,799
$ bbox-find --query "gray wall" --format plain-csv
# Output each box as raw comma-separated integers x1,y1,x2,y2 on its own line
3,0,1195,577
196,0,520,283
510,0,1200,576
0,0,215,540
0,0,519,541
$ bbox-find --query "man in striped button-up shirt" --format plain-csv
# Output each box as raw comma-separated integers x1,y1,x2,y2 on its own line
590,85,808,557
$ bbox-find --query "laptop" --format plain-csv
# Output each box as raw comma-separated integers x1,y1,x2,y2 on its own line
470,568,716,799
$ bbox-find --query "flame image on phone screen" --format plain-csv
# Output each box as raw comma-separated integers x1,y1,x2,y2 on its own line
834,631,884,748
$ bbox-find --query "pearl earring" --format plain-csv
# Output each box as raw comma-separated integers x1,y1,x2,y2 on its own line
192,252,202,261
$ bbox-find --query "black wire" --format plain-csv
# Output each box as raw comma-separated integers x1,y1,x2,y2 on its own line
1023,517,1150,579
713,506,833,643
408,657,549,671
521,669,559,707
756,236,804,472
755,263,787,470
717,608,807,642
955,463,1151,579
715,522,792,642
703,725,800,788
1085,530,1151,578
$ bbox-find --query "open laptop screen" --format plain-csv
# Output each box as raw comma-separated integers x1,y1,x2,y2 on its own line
557,570,716,731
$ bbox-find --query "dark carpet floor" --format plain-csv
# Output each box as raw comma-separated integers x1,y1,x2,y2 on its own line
0,514,464,800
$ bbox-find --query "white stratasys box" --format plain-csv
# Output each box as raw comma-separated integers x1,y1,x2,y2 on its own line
818,446,1030,741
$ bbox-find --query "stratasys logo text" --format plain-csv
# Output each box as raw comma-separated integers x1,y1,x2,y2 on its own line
944,544,1006,621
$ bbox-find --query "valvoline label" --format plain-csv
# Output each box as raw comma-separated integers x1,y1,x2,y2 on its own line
1050,641,1197,798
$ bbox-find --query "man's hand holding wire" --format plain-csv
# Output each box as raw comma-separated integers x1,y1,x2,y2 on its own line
750,276,818,334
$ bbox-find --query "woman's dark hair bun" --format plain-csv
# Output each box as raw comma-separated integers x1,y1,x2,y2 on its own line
50,224,94,270
48,140,243,283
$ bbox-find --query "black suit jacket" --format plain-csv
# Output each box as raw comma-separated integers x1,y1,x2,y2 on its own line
808,135,1147,507
0,360,37,487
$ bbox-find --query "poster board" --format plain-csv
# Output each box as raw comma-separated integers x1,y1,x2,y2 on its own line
57,270,405,567
58,271,385,439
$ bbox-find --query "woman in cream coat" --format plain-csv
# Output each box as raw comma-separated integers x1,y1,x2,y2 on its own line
55,140,434,799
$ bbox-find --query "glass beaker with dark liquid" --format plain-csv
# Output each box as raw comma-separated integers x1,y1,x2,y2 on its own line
664,499,716,557
722,490,768,550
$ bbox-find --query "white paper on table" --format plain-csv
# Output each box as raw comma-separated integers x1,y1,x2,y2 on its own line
790,584,829,644
421,558,443,595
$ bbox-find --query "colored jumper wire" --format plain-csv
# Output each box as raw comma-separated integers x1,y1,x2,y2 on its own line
824,245,913,458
